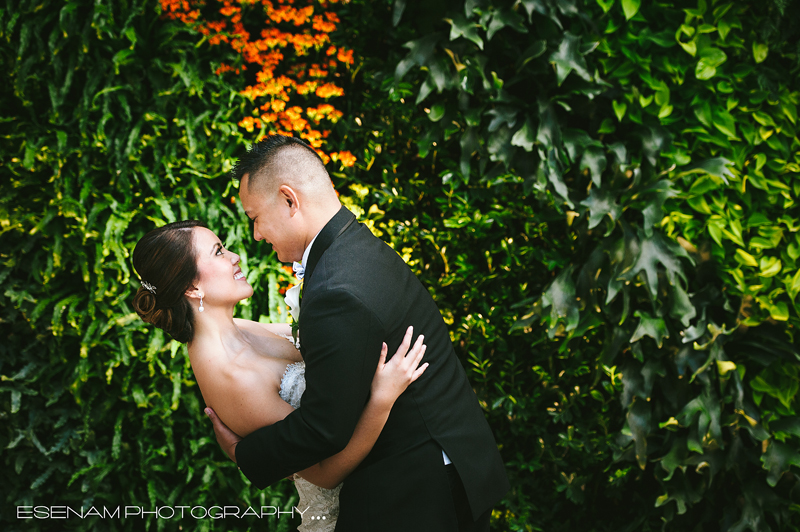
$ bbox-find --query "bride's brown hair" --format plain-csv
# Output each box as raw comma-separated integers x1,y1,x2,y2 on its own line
132,220,206,343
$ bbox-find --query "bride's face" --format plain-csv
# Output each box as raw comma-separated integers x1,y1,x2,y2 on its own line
192,227,254,307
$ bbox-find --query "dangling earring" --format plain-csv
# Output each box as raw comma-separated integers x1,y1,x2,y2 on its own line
199,294,204,312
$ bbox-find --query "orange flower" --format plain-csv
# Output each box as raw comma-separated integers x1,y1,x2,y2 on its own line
315,150,331,164
296,80,319,95
260,112,278,123
313,15,336,33
239,116,257,132
337,47,353,65
162,0,352,162
316,83,344,99
309,64,328,77
335,150,356,167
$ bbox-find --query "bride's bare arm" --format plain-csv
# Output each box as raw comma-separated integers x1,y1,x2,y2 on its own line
296,327,427,489
235,318,292,339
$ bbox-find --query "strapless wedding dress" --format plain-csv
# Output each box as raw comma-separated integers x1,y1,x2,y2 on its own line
279,361,342,532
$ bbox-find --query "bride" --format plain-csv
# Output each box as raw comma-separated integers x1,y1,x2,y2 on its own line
131,219,427,531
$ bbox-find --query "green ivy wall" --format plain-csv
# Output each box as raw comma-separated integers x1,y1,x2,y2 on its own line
2,0,800,531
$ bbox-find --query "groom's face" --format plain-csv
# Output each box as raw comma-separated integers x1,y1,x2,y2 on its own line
239,174,304,262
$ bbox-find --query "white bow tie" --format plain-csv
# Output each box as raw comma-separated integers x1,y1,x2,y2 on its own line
292,261,305,280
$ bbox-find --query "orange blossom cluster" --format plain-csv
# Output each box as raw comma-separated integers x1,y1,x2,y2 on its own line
160,0,356,166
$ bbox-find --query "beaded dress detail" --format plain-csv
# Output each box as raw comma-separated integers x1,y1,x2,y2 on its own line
279,359,342,532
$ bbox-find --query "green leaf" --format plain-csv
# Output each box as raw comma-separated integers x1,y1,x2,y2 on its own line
460,127,479,177
759,256,782,278
668,271,696,327
627,398,651,469
630,310,669,347
693,101,713,128
580,146,607,187
659,436,688,481
782,100,797,125
753,42,769,64
762,441,800,487
768,301,789,321
735,249,758,267
684,0,707,17
428,104,445,122
446,13,484,50
518,40,548,70
613,100,627,122
787,269,800,301
695,47,727,80
621,0,641,20
598,117,616,134
677,36,697,57
752,111,776,127
536,101,562,151
621,231,692,300
597,0,615,13
487,8,527,41
511,120,535,152
549,32,592,86
718,17,732,40
580,188,622,229
712,107,737,138
541,266,580,334
677,157,734,182
396,34,440,80
392,0,406,26
641,179,678,235
772,418,800,439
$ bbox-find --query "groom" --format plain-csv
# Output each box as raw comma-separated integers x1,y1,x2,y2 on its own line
208,135,509,531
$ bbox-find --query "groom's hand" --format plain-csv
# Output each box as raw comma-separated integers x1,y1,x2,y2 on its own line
205,407,241,464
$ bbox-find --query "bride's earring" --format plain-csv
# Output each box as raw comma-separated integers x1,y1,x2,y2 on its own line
199,294,204,313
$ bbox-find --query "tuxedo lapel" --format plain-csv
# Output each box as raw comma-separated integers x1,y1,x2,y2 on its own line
303,206,356,285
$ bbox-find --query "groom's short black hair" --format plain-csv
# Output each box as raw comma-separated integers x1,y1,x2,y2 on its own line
231,135,327,192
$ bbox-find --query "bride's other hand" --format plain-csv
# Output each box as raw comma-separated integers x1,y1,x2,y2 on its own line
370,326,428,409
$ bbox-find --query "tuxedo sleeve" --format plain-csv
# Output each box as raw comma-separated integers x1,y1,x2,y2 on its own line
235,288,385,489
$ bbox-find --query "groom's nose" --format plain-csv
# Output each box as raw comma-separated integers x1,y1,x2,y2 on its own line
253,226,264,241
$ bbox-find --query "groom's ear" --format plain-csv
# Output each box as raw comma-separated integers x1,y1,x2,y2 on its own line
278,184,300,215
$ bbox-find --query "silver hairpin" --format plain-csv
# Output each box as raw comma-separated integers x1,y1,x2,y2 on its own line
141,280,157,294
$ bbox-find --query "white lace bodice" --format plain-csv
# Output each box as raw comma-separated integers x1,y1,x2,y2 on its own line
279,361,306,409
279,360,341,532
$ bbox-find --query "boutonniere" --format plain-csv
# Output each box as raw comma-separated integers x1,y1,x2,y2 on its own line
284,281,302,344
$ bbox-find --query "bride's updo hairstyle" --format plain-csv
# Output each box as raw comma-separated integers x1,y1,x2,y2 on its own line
132,220,206,343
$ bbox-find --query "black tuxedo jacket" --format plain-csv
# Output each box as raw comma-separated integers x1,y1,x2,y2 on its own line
236,206,509,531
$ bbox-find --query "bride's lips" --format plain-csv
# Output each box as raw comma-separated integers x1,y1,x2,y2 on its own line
233,267,246,281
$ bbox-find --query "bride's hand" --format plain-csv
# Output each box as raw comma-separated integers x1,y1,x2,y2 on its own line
370,326,428,409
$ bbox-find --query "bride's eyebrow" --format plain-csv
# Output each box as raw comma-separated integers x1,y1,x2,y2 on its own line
211,242,222,254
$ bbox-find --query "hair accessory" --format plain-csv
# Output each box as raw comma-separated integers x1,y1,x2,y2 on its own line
141,280,157,294
199,295,204,312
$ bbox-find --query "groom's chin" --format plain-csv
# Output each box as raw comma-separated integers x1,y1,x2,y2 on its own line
274,248,298,264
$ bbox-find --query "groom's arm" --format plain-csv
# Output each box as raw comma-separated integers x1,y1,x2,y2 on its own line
234,288,385,489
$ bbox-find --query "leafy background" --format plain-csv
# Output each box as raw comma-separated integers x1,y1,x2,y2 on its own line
2,0,800,530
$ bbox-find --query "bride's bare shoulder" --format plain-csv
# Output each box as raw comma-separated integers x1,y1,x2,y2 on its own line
188,338,294,437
